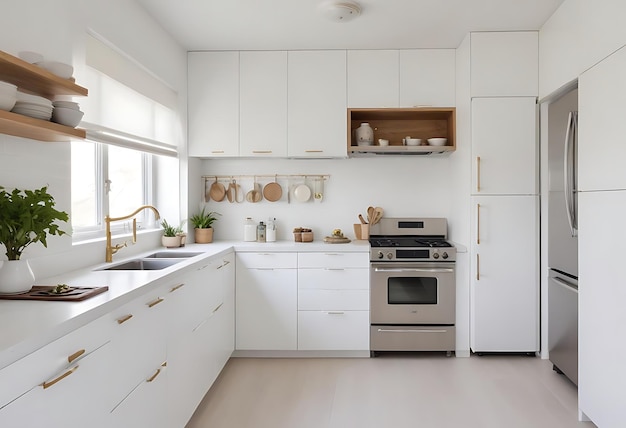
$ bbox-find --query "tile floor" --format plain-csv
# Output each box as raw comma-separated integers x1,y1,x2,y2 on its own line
187,354,597,428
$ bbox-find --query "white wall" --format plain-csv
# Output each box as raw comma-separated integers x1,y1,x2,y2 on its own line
0,0,187,278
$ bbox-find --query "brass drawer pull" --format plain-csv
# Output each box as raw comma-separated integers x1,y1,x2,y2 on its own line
170,283,185,292
68,349,85,363
146,368,161,383
42,366,78,389
212,302,224,314
305,150,323,153
476,156,481,192
476,254,480,281
147,297,164,308
476,203,481,245
252,150,273,154
117,314,133,325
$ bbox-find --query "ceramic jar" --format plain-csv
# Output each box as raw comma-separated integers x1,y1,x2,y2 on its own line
355,122,374,145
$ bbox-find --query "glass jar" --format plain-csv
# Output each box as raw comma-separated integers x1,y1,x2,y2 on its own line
257,221,266,243
244,217,256,242
355,122,374,145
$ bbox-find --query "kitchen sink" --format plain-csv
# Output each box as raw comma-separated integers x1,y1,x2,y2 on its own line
98,258,183,271
144,251,203,258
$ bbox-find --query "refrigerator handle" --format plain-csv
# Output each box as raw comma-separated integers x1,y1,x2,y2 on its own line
564,111,578,237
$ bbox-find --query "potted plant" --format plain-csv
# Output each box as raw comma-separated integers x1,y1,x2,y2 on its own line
0,186,69,294
161,219,186,248
190,208,220,244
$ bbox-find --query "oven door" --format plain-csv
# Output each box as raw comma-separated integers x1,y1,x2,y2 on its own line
370,262,455,325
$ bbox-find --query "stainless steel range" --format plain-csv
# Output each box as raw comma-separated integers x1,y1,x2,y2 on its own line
369,218,456,356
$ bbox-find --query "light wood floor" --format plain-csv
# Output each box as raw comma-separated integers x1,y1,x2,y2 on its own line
187,354,596,428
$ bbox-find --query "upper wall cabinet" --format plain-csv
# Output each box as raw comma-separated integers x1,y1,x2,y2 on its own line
471,32,538,97
399,50,456,108
347,50,399,108
579,1,626,75
188,51,239,157
239,51,288,157
287,50,347,158
578,44,626,192
0,50,87,142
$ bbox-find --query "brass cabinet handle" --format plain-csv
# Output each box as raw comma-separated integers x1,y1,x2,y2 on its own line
212,302,224,314
42,366,78,389
170,283,185,293
325,311,345,315
476,156,481,192
147,297,164,308
305,150,323,153
476,254,480,281
476,203,481,245
117,314,133,325
197,264,210,271
68,349,85,364
222,260,230,266
252,150,273,154
211,150,225,154
146,368,161,383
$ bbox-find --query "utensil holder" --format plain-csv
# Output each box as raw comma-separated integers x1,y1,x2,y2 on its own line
301,231,314,242
353,223,369,240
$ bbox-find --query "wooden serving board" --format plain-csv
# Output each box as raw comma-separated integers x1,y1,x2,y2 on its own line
0,286,109,301
324,236,351,244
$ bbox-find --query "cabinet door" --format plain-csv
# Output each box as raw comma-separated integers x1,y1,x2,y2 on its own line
579,2,626,75
579,45,626,192
236,263,297,350
240,51,288,157
298,311,370,351
470,31,538,97
470,195,538,352
578,190,626,426
471,97,537,195
347,50,399,108
287,50,347,157
188,51,239,157
399,49,456,107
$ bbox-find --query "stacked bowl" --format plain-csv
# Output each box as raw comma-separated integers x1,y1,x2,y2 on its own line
52,101,84,127
0,81,18,111
12,91,53,120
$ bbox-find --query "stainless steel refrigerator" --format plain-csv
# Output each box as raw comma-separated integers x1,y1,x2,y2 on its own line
547,88,578,385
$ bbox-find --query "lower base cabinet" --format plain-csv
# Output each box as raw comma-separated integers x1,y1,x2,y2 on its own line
298,311,369,350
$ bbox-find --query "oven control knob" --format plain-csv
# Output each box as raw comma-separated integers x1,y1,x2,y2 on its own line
377,251,384,259
433,252,440,259
442,252,449,259
386,252,393,260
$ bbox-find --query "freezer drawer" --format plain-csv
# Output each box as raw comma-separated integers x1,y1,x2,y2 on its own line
370,325,455,352
548,273,578,385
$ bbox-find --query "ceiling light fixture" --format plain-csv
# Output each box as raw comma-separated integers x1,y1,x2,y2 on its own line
320,1,362,23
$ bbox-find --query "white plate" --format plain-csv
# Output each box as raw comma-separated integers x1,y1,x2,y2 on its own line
293,184,311,202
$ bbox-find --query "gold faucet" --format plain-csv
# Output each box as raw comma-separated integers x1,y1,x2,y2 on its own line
105,205,161,262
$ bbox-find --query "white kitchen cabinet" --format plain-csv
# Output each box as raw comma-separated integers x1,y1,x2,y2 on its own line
287,50,347,157
297,252,369,351
239,51,288,157
470,195,539,353
188,51,239,157
579,1,626,76
399,49,456,107
578,190,626,426
0,316,113,428
578,44,626,192
167,253,235,427
236,252,297,350
470,31,538,97
471,97,538,195
347,50,399,108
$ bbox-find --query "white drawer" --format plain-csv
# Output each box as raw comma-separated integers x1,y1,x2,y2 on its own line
0,315,111,409
298,311,370,351
298,289,369,311
298,268,369,290
237,252,297,269
298,252,369,268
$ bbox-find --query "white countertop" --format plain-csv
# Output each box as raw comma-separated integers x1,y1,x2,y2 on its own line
0,240,370,369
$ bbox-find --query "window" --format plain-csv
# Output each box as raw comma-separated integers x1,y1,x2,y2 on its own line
70,33,181,242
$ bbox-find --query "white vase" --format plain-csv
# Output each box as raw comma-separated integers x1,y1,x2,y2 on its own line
0,259,35,295
355,122,374,145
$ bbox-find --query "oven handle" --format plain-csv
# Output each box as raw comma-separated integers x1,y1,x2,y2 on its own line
373,267,454,273
377,328,449,333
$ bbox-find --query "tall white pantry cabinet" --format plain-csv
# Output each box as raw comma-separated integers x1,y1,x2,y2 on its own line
578,42,626,427
468,32,540,353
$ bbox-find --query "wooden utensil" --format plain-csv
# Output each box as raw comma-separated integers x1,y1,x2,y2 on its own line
367,206,375,223
209,179,226,202
263,176,282,202
371,207,384,225
358,214,367,224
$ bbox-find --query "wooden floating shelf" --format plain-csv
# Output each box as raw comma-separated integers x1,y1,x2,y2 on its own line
348,145,454,154
0,110,85,142
0,51,87,97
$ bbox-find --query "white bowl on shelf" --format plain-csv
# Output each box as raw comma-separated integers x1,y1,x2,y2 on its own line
427,138,447,146
52,100,80,110
18,51,44,64
0,82,17,111
51,106,84,127
406,138,422,146
35,61,74,79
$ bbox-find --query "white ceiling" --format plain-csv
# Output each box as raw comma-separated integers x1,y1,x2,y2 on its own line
135,0,564,51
